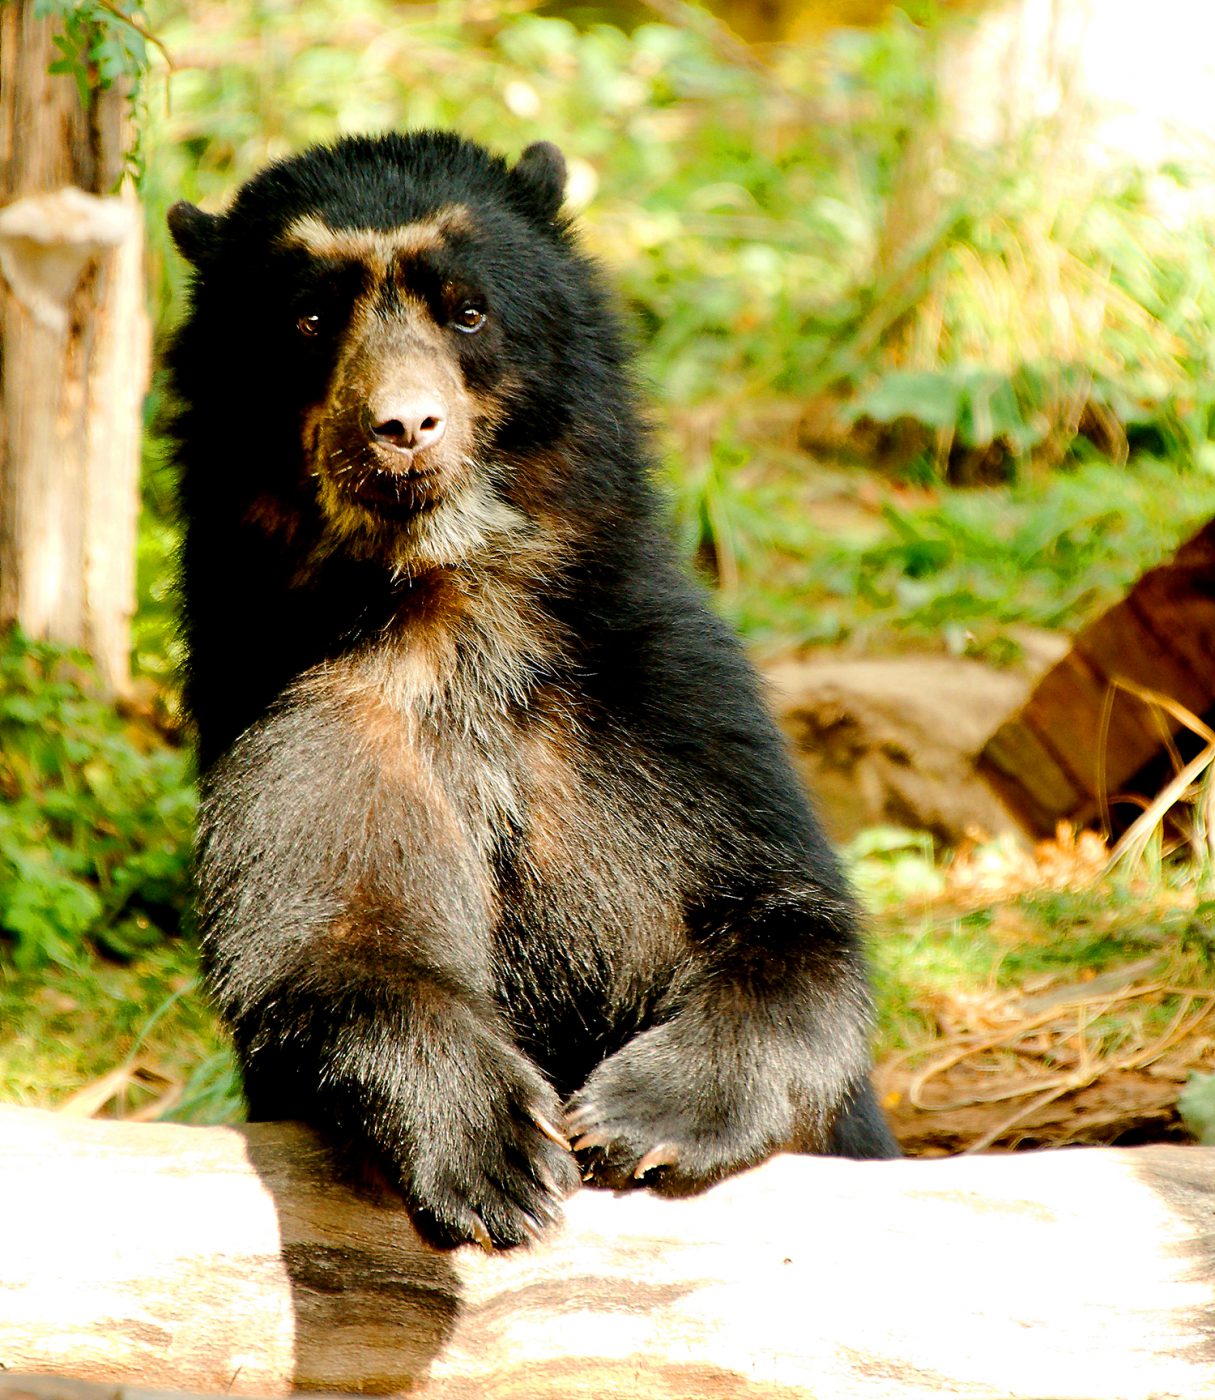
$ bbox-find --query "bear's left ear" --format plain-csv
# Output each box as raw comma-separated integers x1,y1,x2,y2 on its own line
511,141,567,221
167,201,222,267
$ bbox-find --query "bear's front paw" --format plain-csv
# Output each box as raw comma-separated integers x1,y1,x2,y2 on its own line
563,1023,795,1195
372,1038,580,1251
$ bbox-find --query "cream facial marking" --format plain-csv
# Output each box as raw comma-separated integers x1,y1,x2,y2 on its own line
279,206,473,269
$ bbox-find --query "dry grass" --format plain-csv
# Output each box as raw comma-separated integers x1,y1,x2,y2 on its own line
878,962,1214,1154
867,826,1215,1156
1102,680,1215,870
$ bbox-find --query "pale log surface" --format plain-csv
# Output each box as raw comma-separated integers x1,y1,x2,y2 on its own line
1,1105,1212,1399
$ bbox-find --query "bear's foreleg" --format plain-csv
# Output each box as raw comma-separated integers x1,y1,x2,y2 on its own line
565,882,896,1188
196,696,579,1249
233,953,580,1248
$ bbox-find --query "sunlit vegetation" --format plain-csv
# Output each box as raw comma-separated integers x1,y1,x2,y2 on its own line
7,1,1215,1143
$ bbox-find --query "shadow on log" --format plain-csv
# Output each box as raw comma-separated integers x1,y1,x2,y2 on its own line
1,1105,1213,1398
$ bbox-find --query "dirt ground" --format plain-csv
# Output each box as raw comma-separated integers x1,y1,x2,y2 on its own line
882,1067,1190,1157
869,845,1215,1158
762,653,1213,1157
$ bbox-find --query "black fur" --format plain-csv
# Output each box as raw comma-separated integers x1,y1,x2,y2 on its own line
168,130,897,1251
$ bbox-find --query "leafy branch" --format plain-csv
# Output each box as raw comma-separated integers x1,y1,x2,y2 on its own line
30,0,165,105
26,0,171,184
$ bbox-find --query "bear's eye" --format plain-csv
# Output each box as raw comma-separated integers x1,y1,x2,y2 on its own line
452,303,487,334
296,314,321,338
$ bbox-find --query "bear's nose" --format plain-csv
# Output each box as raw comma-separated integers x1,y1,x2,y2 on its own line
366,395,447,454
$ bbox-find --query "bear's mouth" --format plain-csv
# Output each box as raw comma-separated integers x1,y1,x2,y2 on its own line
345,460,442,515
307,410,465,530
312,429,446,518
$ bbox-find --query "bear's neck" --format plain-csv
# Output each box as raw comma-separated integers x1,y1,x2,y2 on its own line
330,556,572,729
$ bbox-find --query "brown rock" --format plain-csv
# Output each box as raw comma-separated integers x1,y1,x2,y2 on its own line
764,653,1057,844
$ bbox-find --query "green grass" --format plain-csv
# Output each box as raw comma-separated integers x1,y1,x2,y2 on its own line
854,832,1215,1063
0,942,235,1120
705,451,1215,657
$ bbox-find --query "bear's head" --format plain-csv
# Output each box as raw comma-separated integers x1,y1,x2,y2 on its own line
168,132,635,571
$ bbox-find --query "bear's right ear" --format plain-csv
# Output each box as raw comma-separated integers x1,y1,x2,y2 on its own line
167,201,221,266
511,141,567,222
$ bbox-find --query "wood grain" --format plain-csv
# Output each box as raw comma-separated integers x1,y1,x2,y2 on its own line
1,1105,1213,1398
0,1,147,695
980,521,1215,835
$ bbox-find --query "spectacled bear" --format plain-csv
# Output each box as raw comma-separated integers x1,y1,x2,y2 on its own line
166,130,897,1252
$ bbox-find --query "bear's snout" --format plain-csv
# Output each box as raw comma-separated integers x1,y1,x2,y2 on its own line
364,392,447,457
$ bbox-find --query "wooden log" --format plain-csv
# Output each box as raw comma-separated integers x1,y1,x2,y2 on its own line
979,519,1215,835
1,1106,1213,1398
0,2,149,696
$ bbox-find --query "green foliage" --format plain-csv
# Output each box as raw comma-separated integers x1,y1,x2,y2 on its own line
138,1,1215,510
791,18,1215,482
0,631,195,970
31,0,157,180
846,825,941,903
849,365,1052,462
1179,1071,1215,1145
132,427,185,687
35,0,150,101
141,1,818,384
726,454,1215,654
826,176,1215,482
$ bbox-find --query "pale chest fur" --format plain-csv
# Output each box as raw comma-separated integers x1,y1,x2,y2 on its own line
309,571,695,1024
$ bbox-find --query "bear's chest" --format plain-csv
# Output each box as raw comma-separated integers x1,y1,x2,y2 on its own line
393,691,694,1070
336,591,698,1055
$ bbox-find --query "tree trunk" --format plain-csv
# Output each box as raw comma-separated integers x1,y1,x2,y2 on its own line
0,1,149,697
1,1105,1212,1399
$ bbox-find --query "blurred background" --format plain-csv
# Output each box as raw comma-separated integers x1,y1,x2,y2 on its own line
6,0,1215,1154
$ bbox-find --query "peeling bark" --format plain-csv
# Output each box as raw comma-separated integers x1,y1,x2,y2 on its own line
0,1,149,695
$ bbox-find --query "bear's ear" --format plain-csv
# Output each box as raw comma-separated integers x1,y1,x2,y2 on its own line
511,141,567,221
167,201,222,266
